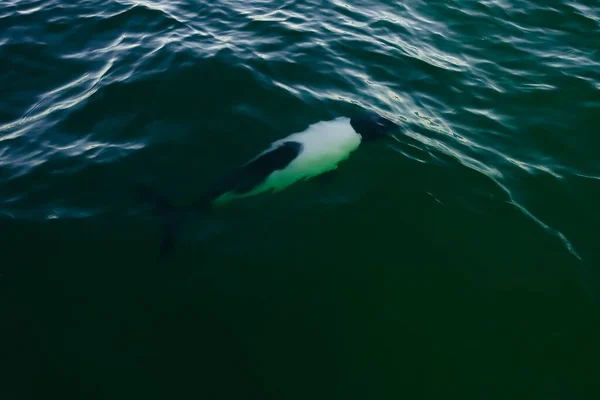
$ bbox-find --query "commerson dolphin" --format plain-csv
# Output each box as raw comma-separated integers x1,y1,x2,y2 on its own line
138,110,399,257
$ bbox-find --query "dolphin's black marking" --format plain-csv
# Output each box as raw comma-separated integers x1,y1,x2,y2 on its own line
136,184,185,259
201,140,303,199
139,141,303,258
350,112,399,140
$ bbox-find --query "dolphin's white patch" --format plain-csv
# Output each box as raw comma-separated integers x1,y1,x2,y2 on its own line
215,117,361,203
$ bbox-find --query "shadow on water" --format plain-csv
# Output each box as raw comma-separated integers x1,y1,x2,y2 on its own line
1,156,598,400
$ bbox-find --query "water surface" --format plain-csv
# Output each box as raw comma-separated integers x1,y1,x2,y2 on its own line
1,0,599,399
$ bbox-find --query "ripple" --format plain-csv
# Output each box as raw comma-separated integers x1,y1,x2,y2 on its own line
2,2,600,398
0,0,597,271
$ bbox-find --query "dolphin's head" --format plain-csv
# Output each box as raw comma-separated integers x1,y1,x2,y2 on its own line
350,111,399,141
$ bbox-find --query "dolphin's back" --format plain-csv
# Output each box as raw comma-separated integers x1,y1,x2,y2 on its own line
203,141,303,203
210,117,361,204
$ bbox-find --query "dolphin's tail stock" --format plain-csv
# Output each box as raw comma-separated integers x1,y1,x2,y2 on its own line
136,184,187,259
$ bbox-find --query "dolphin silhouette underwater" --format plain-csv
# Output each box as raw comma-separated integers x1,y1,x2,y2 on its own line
138,110,399,257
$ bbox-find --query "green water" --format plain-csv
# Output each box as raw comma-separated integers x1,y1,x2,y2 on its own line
1,0,599,399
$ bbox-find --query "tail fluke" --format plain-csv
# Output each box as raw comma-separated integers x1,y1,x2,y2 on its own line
136,184,184,259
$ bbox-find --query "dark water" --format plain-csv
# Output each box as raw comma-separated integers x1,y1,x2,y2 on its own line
1,0,599,398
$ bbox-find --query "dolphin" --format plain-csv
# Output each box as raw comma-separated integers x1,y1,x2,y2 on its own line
138,110,399,257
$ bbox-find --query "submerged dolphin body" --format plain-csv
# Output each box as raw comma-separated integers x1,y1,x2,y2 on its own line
139,111,399,257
